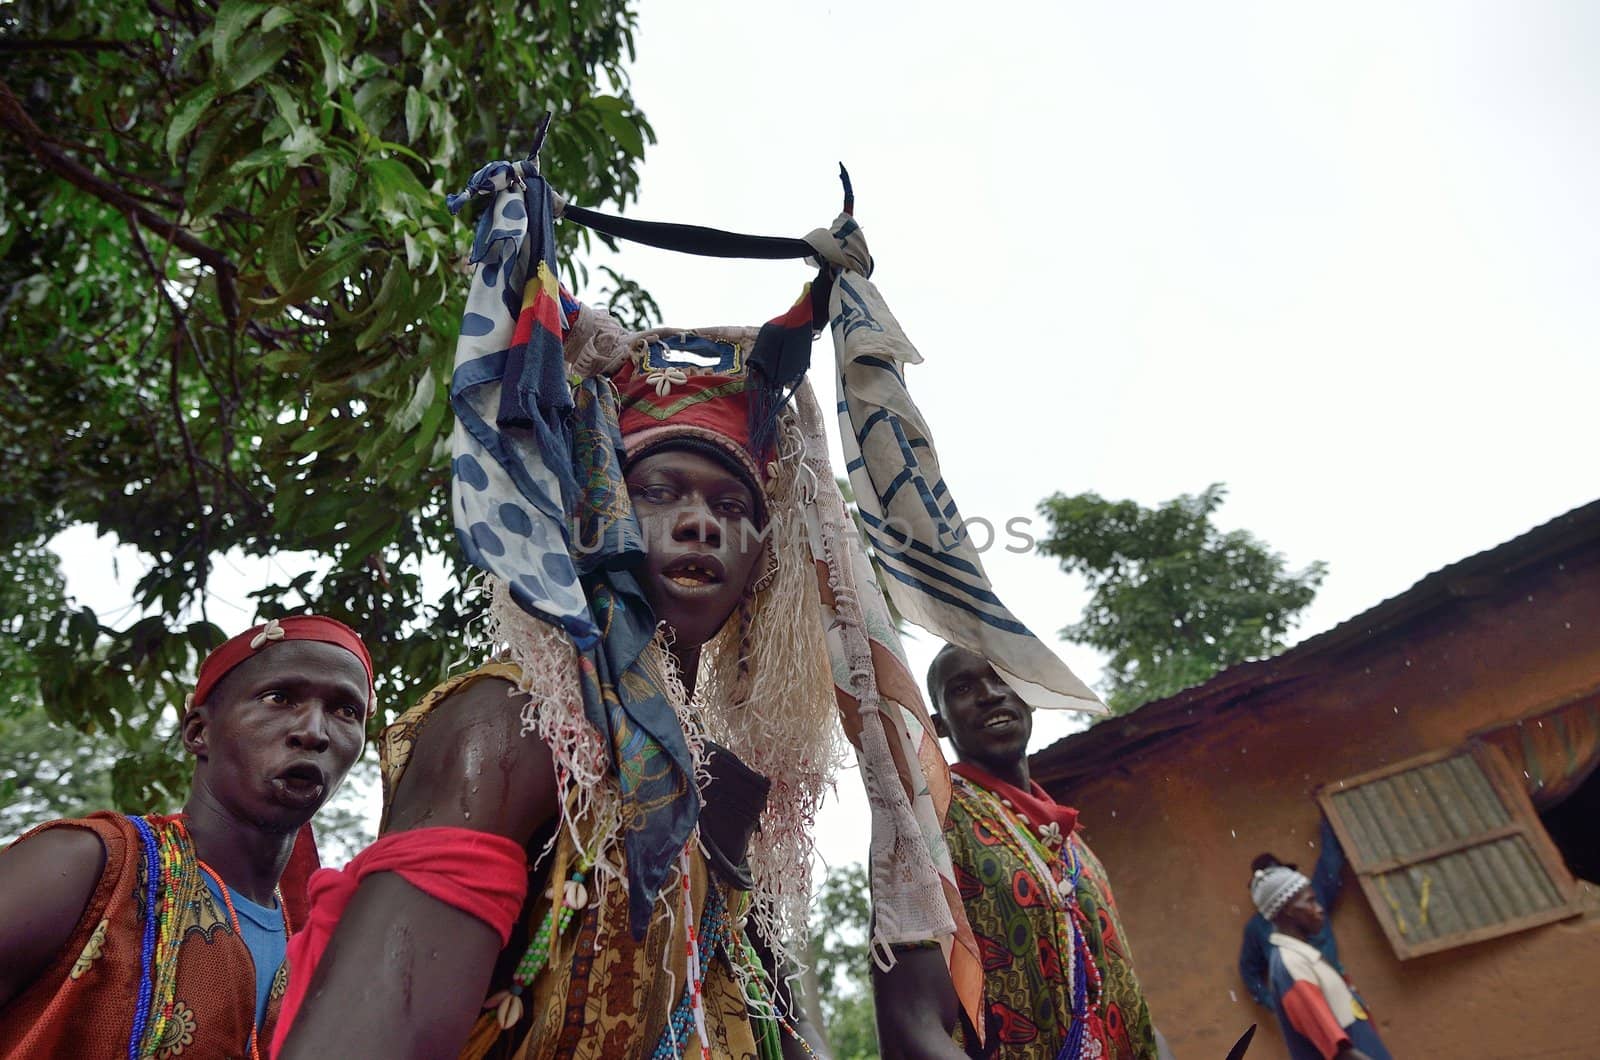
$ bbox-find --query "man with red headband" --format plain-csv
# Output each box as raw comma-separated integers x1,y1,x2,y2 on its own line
0,615,372,1059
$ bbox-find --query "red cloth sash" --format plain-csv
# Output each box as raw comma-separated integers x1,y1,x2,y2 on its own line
269,827,528,1057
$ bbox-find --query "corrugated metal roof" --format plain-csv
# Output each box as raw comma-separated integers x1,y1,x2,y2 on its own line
1032,498,1600,789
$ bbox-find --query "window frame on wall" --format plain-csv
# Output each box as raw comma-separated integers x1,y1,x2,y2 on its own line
1316,741,1582,960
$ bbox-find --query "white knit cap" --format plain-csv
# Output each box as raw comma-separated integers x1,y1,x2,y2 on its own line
1251,866,1311,920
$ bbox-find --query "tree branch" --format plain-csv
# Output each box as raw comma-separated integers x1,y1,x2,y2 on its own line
125,216,214,604
0,77,237,321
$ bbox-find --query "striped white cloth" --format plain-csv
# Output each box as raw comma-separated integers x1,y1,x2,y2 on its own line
807,215,1105,714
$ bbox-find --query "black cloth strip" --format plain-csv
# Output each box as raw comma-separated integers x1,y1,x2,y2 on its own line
562,204,817,260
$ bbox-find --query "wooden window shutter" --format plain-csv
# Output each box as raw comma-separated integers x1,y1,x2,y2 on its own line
1316,742,1582,959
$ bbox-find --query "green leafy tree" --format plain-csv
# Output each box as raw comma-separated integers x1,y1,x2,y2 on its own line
0,0,656,805
808,863,880,1060
0,701,119,842
0,538,379,849
0,541,117,838
1036,484,1327,714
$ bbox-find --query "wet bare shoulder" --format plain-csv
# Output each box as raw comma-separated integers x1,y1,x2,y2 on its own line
383,676,557,844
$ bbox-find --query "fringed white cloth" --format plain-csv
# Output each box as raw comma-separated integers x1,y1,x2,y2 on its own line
796,384,985,1034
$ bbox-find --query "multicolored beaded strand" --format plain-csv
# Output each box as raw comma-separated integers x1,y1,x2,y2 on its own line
651,876,725,1060
126,816,205,1060
959,779,1107,1060
680,848,711,1059
775,1015,820,1060
127,816,162,1060
483,856,591,1029
651,877,823,1060
197,858,287,1060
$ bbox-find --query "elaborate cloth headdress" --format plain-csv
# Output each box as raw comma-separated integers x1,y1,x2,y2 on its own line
442,155,1106,1030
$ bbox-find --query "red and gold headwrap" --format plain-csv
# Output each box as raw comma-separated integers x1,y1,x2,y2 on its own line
192,615,374,713
612,342,768,491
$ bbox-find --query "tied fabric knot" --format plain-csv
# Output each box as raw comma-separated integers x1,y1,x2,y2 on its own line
250,619,286,650
269,827,528,1057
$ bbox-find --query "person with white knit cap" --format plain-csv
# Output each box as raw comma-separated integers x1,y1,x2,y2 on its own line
1254,866,1392,1060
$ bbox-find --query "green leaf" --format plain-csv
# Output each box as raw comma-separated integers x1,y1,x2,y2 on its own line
404,85,425,141
212,0,271,67
186,621,227,654
280,125,324,167
183,98,253,181
264,213,303,292
166,84,218,161
270,232,368,306
314,159,355,224
366,157,427,209
264,80,303,133
596,106,646,160
261,5,297,32
342,515,397,562
353,79,404,135
218,31,292,93
354,263,412,349
410,375,451,458
392,368,437,432
315,30,346,96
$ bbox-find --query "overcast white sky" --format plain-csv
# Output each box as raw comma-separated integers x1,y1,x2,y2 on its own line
52,1,1600,875
574,0,1600,874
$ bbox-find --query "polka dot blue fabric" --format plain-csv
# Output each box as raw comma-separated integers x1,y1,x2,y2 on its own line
444,160,698,933
445,160,593,646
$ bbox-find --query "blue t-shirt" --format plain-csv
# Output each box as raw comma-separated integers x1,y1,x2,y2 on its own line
202,873,286,1027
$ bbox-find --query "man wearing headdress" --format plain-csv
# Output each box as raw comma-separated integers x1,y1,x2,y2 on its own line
1252,865,1388,1060
917,643,1159,1060
0,615,373,1060
273,154,1097,1060
275,312,844,1058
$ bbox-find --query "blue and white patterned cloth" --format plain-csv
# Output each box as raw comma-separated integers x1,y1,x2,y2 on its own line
446,160,596,647
445,162,697,935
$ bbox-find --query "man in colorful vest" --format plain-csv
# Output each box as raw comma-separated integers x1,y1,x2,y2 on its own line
274,325,838,1060
1254,866,1390,1060
917,643,1159,1060
0,615,372,1059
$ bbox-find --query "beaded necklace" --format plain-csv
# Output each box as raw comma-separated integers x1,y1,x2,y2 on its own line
649,860,820,1060
955,778,1107,1060
483,853,593,1029
125,816,291,1060
196,859,288,1060
127,816,205,1060
651,847,715,1060
679,847,713,1059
